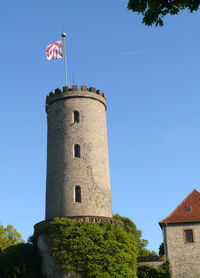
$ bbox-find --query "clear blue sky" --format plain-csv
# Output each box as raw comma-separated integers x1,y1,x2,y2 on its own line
1,0,200,253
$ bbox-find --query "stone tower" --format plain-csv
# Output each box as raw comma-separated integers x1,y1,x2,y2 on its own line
45,85,112,220
34,85,117,278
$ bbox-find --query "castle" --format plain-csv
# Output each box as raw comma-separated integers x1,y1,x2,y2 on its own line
34,84,200,278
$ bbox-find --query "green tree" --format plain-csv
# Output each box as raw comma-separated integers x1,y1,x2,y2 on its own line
128,0,200,26
0,222,24,251
48,217,138,278
159,242,165,257
0,242,44,278
113,214,157,257
0,223,44,278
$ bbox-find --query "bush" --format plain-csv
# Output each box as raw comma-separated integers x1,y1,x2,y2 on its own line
137,261,172,278
48,217,138,278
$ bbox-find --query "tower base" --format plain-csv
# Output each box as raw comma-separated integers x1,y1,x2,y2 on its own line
37,234,83,278
34,217,123,277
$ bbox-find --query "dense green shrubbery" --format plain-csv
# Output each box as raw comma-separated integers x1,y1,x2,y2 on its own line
0,217,168,278
48,217,138,278
113,214,157,257
137,261,172,278
0,222,44,278
0,241,44,278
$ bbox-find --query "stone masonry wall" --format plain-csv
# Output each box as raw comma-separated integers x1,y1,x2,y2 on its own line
163,223,200,278
45,88,112,219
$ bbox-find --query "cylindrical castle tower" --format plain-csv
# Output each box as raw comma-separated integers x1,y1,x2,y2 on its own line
34,85,122,278
45,85,112,220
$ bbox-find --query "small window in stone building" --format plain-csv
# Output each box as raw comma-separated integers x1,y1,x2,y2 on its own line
74,110,79,123
184,229,194,243
75,186,81,203
186,206,191,213
74,144,80,158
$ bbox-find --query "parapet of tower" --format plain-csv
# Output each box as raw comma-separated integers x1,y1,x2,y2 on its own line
46,85,106,109
45,85,112,220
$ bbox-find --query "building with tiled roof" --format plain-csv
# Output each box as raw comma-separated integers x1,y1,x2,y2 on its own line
159,189,200,278
160,189,200,225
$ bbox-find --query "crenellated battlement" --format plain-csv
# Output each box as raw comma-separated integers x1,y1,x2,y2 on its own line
46,85,106,111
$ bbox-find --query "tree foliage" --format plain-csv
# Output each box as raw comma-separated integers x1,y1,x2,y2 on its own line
137,261,172,278
0,242,44,278
0,223,44,277
48,217,138,278
159,242,165,257
128,0,200,26
113,214,156,257
0,223,24,251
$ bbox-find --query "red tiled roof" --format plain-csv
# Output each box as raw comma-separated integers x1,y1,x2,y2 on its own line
159,189,200,225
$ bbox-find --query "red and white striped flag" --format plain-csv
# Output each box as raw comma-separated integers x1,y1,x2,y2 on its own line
46,40,63,60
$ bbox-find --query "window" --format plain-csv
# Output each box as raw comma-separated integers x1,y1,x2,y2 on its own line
74,144,80,158
74,110,79,123
184,229,194,243
75,186,81,203
186,206,191,213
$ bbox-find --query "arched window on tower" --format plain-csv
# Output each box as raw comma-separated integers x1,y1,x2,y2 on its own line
75,186,81,203
74,144,80,158
73,110,79,123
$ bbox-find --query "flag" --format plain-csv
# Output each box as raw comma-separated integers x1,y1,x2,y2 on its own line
46,40,63,60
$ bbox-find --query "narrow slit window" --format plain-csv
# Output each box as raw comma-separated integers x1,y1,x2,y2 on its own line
184,229,194,243
75,186,81,203
74,144,80,158
74,110,79,123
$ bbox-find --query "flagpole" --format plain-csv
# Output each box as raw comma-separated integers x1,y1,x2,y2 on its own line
62,27,67,86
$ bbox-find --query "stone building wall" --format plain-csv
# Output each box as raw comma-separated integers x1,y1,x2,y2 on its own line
163,223,200,278
45,86,112,219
